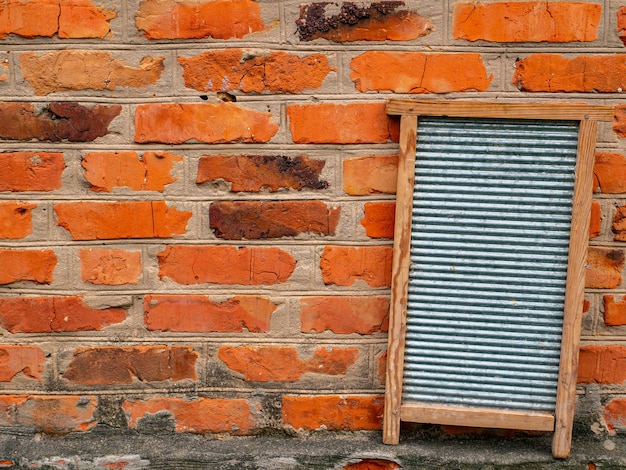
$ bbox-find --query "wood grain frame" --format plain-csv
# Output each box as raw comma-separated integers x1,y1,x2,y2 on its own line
383,100,613,458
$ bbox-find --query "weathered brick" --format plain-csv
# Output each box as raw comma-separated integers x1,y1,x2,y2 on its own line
158,246,295,285
0,249,56,285
20,51,164,95
513,55,626,93
0,346,44,382
603,295,626,327
0,152,64,191
55,201,191,240
0,395,97,433
197,155,328,192
180,49,332,94
343,155,398,195
585,247,624,289
300,296,389,334
594,152,626,193
376,350,387,385
219,346,358,382
82,151,182,192
287,103,399,144
361,202,395,239
296,2,433,42
134,103,278,144
282,395,383,431
453,2,601,42
0,0,115,39
590,201,601,239
350,52,492,93
320,246,392,287
612,205,626,241
209,200,340,239
0,202,35,239
144,294,276,333
578,345,626,384
603,398,626,432
343,459,401,470
79,249,142,285
618,6,626,46
63,346,198,385
122,397,258,434
0,296,126,333
136,0,266,40
0,102,120,142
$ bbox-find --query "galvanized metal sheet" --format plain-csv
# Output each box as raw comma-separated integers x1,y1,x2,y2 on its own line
402,117,579,412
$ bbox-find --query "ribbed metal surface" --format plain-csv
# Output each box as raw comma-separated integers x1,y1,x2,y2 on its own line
402,117,579,412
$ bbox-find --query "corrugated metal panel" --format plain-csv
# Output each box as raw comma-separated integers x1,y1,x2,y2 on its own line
402,117,579,412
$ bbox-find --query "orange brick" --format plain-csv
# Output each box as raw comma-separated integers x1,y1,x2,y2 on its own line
122,397,258,434
300,296,389,334
603,398,626,432
0,346,44,382
282,395,383,431
343,459,401,470
82,151,182,192
0,249,56,285
603,295,626,327
0,202,35,239
361,202,395,239
453,2,601,42
513,55,626,93
180,49,332,94
0,296,126,333
287,103,399,144
618,6,626,46
0,152,64,191
594,152,626,193
612,206,626,241
585,247,624,289
58,0,116,38
158,245,295,285
55,201,191,240
320,246,392,287
134,103,278,144
578,345,626,384
343,155,398,196
79,249,142,285
144,294,276,333
350,52,492,93
590,201,601,239
63,346,198,385
136,0,266,40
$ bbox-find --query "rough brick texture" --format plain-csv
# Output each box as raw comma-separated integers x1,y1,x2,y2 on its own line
361,202,395,239
585,247,625,289
0,346,44,382
578,346,626,384
0,152,64,191
0,202,36,239
0,249,56,285
320,246,393,287
300,296,389,334
79,249,142,285
343,155,398,195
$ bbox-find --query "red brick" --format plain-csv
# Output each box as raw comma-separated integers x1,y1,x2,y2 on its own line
144,294,276,333
287,103,399,144
20,51,164,95
594,152,626,193
0,346,44,382
0,296,126,333
612,205,626,241
218,346,358,382
0,102,120,142
0,202,35,239
603,398,626,432
0,152,64,191
136,0,265,40
63,346,198,385
320,246,392,287
122,397,258,434
618,6,626,46
343,459,401,470
513,55,626,93
55,201,191,240
350,52,492,93
296,2,433,42
603,295,626,327
79,249,142,285
0,0,115,39
282,395,383,431
180,49,332,94
361,202,395,239
343,155,398,195
209,200,340,239
134,103,278,144
196,155,328,192
0,249,56,285
578,345,626,384
0,395,97,433
82,151,182,192
453,2,601,43
158,246,295,285
590,201,601,239
300,296,389,334
585,247,624,289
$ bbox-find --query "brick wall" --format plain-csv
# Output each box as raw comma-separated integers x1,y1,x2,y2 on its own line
1,0,626,438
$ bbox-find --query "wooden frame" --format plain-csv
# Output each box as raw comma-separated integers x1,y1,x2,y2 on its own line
383,99,613,458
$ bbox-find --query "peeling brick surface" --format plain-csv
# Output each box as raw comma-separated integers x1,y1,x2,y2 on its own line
0,152,64,191
300,296,389,334
79,249,142,285
320,245,393,287
343,155,398,195
585,247,625,289
0,202,36,239
0,346,44,382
